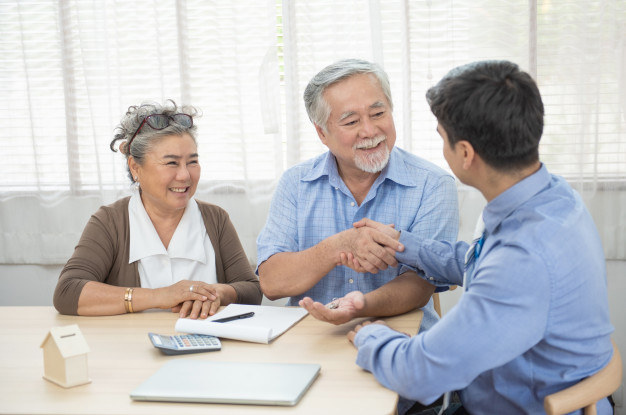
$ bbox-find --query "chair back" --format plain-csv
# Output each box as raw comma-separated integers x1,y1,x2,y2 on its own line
433,285,458,317
544,339,623,415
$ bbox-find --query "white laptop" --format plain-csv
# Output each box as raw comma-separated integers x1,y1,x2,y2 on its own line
130,360,321,406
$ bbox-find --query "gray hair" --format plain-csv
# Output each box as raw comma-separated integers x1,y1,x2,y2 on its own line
303,58,393,132
110,100,199,183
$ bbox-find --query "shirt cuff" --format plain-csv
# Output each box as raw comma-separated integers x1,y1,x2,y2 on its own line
353,323,410,374
354,322,394,348
397,231,452,292
396,230,417,265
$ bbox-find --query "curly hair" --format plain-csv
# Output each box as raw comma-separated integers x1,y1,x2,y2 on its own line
109,99,199,182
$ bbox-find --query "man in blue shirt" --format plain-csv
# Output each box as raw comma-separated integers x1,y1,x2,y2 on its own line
256,59,458,332
347,60,614,414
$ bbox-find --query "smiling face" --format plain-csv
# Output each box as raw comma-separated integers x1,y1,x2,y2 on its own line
316,73,396,177
129,133,200,217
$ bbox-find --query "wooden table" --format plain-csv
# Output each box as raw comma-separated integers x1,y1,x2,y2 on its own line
0,306,422,415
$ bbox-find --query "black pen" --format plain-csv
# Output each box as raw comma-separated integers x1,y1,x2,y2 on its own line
212,311,255,323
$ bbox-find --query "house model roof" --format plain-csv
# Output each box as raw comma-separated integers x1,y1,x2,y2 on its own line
40,324,90,358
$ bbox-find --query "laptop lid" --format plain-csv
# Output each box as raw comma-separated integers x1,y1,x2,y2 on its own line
130,360,321,406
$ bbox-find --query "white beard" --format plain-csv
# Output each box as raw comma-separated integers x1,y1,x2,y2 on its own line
353,136,390,173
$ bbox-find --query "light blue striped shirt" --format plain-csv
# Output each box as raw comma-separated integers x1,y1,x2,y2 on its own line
256,147,459,332
354,164,614,414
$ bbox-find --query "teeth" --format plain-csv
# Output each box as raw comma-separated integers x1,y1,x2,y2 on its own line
357,143,377,150
357,136,385,150
171,187,187,193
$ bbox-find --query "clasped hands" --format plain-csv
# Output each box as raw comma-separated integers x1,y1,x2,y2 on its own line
337,218,403,274
158,280,224,319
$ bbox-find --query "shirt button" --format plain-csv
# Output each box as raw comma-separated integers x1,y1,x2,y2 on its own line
348,278,354,284
335,187,339,190
350,202,355,207
429,277,434,280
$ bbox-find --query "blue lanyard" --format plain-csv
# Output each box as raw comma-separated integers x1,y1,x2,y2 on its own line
474,235,485,259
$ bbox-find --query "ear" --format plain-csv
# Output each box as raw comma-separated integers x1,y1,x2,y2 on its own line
455,140,476,170
128,156,139,178
314,124,329,145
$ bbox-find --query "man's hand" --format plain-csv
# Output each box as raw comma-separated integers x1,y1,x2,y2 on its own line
353,218,401,240
338,251,375,273
347,319,388,345
336,223,403,274
299,291,366,325
337,218,403,273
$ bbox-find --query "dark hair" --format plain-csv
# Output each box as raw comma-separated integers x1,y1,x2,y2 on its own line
426,60,544,171
303,58,393,132
109,100,199,183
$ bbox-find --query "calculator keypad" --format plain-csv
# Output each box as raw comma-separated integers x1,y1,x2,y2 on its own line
174,334,220,349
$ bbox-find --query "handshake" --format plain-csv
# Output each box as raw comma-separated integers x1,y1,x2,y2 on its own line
335,218,404,275
298,217,406,326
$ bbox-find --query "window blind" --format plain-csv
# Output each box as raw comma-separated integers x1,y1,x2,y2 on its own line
1,0,624,195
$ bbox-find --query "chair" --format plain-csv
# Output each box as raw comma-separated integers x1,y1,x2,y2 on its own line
544,339,623,415
433,293,442,317
433,286,457,317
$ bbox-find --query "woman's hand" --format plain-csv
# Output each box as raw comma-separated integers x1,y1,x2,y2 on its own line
171,283,237,319
154,280,214,310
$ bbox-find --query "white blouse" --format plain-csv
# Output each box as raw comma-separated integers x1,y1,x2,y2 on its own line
128,190,217,289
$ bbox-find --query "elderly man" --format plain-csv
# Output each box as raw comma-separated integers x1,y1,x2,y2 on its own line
348,60,614,414
256,58,458,333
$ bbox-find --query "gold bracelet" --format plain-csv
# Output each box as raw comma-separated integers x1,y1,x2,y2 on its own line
124,287,134,313
127,288,134,313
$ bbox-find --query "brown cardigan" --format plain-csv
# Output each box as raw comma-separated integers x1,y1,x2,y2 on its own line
53,197,262,315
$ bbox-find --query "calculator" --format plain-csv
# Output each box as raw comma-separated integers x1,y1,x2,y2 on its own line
148,332,222,355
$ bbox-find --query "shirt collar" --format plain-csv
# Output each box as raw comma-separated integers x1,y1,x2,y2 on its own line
128,190,207,263
301,147,417,189
167,199,207,262
482,163,550,233
384,148,419,187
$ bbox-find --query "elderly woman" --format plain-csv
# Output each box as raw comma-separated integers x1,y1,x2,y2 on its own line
53,100,262,318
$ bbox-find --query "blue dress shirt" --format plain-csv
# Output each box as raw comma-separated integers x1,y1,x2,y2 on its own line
354,164,614,414
256,147,459,332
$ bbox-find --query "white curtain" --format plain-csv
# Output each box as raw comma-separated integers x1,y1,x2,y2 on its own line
1,0,625,264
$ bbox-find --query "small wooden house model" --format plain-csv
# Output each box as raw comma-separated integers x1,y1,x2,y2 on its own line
40,324,91,388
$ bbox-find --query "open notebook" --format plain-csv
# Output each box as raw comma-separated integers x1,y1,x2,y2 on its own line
130,360,321,406
175,304,308,344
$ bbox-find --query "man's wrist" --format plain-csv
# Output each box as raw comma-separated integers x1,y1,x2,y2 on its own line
325,231,348,262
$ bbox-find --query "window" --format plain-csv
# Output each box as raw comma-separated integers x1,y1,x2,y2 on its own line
1,0,624,195
1,0,625,264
